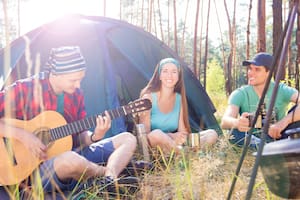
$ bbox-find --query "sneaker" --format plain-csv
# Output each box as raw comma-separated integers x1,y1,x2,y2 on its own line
121,160,154,177
114,176,140,195
72,176,140,198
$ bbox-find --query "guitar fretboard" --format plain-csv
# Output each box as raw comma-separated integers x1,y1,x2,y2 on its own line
49,107,126,141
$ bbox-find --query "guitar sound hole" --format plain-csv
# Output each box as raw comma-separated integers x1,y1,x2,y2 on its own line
35,127,52,146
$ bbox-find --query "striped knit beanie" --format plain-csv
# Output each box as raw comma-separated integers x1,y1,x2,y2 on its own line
46,46,86,74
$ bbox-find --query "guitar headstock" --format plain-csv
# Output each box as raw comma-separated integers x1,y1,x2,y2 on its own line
124,98,152,115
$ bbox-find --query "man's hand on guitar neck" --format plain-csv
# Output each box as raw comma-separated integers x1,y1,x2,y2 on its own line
92,111,112,142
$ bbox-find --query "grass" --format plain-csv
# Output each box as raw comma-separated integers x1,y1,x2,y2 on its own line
4,143,289,200
130,92,287,200
2,93,289,200
3,137,285,200
134,136,286,200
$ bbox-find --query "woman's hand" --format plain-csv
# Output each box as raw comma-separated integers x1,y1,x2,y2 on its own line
169,131,188,145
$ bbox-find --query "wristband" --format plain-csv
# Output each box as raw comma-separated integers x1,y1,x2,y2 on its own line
90,133,99,143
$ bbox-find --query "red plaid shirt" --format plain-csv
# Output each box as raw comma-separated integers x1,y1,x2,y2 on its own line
0,72,86,147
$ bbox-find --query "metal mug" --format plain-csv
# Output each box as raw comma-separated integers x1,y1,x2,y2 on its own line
187,133,201,148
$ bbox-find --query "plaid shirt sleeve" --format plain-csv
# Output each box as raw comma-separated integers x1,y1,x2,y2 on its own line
0,80,37,119
0,77,57,120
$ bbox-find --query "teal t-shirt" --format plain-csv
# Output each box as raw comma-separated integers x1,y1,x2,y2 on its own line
229,82,296,121
150,92,181,132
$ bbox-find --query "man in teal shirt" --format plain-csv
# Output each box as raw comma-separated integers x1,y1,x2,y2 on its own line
221,52,300,148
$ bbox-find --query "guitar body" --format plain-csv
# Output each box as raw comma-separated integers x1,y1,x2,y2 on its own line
0,111,72,185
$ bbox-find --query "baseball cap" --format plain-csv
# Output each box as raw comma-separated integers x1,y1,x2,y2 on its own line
242,52,274,70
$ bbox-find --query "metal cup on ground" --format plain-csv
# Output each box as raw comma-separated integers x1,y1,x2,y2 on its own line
186,132,201,150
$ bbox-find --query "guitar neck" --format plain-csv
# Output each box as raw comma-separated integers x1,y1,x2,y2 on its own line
50,107,126,141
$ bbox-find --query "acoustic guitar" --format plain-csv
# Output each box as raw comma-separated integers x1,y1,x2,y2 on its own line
0,98,151,186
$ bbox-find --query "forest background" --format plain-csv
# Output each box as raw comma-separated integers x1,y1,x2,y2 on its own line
1,0,300,199
1,0,300,115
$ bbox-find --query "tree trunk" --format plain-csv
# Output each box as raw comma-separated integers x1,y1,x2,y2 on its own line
273,0,284,79
141,0,144,27
257,0,266,52
167,0,170,46
232,0,237,89
203,0,211,90
173,0,178,53
246,0,253,60
135,0,139,25
212,0,226,84
17,0,20,36
245,0,253,85
198,0,204,81
157,0,164,42
193,0,200,76
296,1,300,90
152,0,157,37
146,0,152,33
103,0,106,17
119,0,122,20
223,0,233,95
180,0,189,58
2,0,11,87
2,0,9,47
148,0,153,32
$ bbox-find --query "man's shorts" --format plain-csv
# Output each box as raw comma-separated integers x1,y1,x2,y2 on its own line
39,137,115,192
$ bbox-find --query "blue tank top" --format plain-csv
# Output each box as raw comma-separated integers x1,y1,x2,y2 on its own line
150,92,181,132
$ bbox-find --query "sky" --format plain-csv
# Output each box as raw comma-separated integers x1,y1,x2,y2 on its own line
19,0,274,47
20,0,230,40
21,0,119,34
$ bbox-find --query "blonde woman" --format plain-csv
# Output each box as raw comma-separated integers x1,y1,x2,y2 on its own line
139,58,218,154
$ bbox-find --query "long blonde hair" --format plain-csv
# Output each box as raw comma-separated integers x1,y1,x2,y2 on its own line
140,58,191,132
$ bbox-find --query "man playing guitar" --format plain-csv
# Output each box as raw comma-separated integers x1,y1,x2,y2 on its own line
0,46,140,198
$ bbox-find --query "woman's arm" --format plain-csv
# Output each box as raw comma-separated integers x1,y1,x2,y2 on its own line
177,104,188,133
170,104,188,145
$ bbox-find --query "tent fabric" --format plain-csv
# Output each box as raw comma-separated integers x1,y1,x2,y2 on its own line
0,14,222,137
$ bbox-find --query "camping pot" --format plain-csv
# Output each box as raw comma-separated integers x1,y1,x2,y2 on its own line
255,127,300,199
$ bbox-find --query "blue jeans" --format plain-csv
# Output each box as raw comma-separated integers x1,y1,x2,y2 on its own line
228,129,277,149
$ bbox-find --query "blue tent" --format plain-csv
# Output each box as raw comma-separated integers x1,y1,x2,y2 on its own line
0,14,222,137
